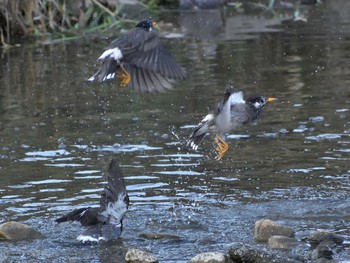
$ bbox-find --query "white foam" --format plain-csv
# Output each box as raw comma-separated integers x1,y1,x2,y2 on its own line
77,234,104,243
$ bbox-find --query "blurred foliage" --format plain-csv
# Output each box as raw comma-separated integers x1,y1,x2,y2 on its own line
0,0,160,45
158,0,179,8
0,0,314,46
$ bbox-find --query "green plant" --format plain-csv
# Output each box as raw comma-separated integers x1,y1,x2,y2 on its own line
0,0,160,45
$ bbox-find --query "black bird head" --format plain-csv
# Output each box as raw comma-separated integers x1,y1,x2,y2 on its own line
247,96,277,111
135,20,154,32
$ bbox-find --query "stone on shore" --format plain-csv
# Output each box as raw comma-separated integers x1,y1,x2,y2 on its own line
0,221,43,240
268,235,299,249
254,219,294,242
125,248,158,263
307,231,344,248
188,251,226,263
311,244,334,260
228,242,304,263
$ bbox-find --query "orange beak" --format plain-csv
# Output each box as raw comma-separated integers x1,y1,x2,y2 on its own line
267,97,277,102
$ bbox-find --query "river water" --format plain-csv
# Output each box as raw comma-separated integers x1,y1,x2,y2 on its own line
0,1,349,262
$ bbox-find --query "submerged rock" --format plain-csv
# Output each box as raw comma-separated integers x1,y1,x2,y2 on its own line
125,248,158,263
254,219,294,242
228,242,304,263
188,251,226,263
0,221,43,240
267,235,299,249
311,244,334,260
139,232,181,240
307,231,344,248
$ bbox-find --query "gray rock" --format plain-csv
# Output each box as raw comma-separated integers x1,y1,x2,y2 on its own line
254,219,294,242
228,242,304,263
311,245,334,260
0,221,43,240
307,231,344,248
267,235,299,249
125,248,158,263
188,252,226,263
319,240,337,249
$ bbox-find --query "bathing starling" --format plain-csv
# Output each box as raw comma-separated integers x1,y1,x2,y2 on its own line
88,20,186,93
55,159,129,243
188,86,277,160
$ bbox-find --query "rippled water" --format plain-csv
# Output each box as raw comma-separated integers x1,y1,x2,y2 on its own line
1,1,350,262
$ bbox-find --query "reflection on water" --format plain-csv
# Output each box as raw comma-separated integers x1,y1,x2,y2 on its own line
1,1,350,262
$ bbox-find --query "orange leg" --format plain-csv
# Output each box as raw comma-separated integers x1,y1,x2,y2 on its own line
116,64,131,87
214,135,229,160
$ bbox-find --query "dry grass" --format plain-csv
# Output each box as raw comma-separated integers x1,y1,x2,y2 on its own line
0,0,158,45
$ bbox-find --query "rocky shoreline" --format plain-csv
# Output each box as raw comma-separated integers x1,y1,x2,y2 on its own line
126,219,345,263
0,219,346,262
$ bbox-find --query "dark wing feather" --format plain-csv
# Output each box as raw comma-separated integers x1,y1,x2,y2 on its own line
108,28,160,54
55,207,99,226
112,28,186,81
125,65,175,93
100,159,128,212
127,43,187,80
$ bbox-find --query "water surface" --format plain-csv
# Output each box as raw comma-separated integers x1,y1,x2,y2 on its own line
0,1,350,262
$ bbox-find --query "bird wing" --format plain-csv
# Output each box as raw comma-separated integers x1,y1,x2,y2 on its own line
55,207,100,226
217,89,244,114
215,89,245,132
124,64,175,93
99,159,129,225
230,103,254,128
111,28,186,80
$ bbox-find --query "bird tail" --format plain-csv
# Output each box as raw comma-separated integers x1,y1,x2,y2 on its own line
188,114,214,150
87,59,119,82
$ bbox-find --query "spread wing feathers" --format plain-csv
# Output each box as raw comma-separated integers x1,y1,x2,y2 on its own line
125,43,187,80
113,29,186,80
55,207,99,226
125,65,175,93
100,159,129,225
188,114,215,150
108,28,160,54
